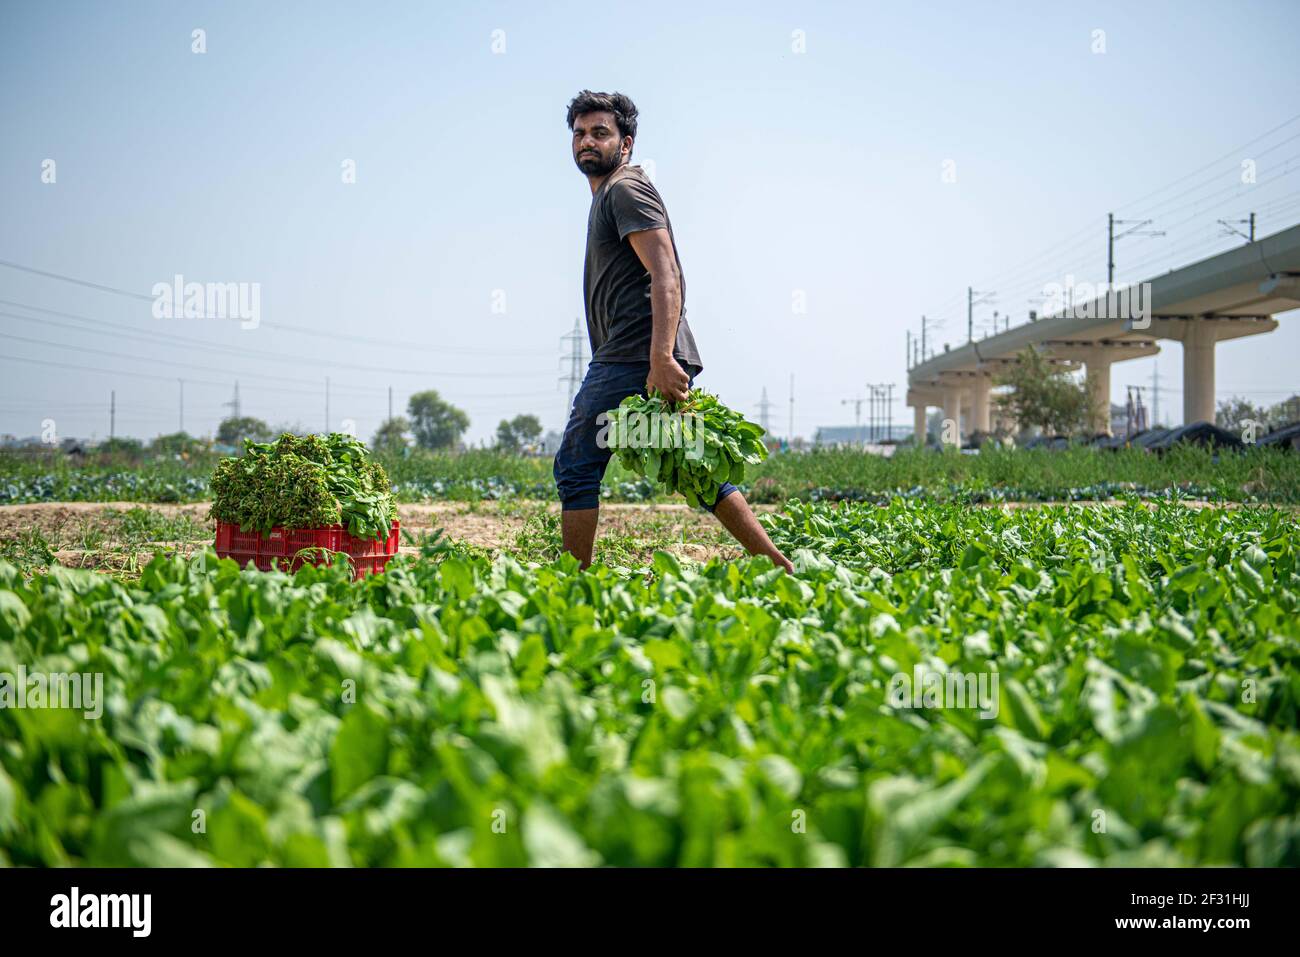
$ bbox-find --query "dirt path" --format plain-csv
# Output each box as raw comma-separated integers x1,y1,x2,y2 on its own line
0,497,1279,544
0,500,765,569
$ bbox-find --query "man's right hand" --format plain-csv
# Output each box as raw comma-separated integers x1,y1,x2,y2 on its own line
646,356,690,404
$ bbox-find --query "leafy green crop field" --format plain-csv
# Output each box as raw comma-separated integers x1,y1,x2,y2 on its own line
2,500,1296,866
3,444,1298,505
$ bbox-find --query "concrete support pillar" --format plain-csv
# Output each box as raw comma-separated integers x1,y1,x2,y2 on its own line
1183,321,1218,425
912,404,927,445
1083,352,1112,434
941,387,963,447
971,378,991,434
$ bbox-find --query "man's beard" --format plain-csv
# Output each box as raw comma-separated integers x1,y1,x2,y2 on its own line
575,147,622,177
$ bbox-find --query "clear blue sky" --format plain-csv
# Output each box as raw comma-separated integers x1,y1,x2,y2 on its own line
2,0,1298,444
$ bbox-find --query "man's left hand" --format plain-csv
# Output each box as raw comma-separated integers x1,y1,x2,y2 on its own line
646,357,690,404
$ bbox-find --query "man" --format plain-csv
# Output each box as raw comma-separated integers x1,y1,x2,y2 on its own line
555,90,794,573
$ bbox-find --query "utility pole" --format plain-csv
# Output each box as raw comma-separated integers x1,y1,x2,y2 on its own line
756,387,774,434
1109,212,1164,285
1107,212,1114,286
1151,362,1160,428
885,383,894,441
906,329,911,369
110,390,116,440
921,315,927,361
1126,385,1149,434
842,396,865,446
1218,213,1256,244
559,317,585,422
968,287,995,342
865,383,895,442
223,381,241,423
178,379,184,433
787,374,795,445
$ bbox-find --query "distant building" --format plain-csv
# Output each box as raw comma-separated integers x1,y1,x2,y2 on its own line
1110,403,1129,435
813,425,913,447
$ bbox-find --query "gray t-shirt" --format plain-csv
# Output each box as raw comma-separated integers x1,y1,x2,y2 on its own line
583,164,703,372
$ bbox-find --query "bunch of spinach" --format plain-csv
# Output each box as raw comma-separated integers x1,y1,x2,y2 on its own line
604,389,768,508
209,432,396,540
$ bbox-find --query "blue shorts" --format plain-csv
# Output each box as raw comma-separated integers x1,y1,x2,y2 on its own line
553,359,740,512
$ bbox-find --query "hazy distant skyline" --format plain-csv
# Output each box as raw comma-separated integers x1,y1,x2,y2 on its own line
2,0,1298,445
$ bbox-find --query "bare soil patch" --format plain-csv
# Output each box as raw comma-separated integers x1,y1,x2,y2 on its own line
0,500,768,571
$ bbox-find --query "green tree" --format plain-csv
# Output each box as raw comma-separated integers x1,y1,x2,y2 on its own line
926,408,945,444
149,431,207,457
994,346,1090,436
408,391,469,450
1266,394,1300,429
216,416,273,446
95,436,144,463
495,414,543,453
372,416,412,454
1216,396,1268,434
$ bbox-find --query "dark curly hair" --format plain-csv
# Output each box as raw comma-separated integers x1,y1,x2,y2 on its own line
565,90,639,154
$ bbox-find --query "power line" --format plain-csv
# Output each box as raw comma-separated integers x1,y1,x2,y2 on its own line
0,328,381,393
0,350,306,394
0,304,548,382
1128,151,1299,238
0,301,389,387
1114,112,1300,213
1101,157,1300,278
0,259,550,358
1118,128,1300,220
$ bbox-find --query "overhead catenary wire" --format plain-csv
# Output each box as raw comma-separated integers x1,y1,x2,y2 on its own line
982,153,1299,323
915,113,1300,332
1112,111,1300,213
963,156,1300,324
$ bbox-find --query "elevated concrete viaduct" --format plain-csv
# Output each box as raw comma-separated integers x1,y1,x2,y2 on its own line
907,224,1300,445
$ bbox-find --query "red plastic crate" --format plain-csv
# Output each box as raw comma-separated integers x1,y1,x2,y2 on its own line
214,520,400,579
